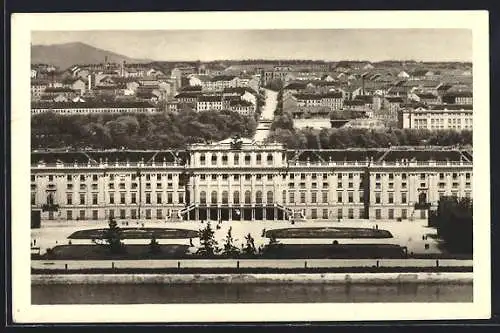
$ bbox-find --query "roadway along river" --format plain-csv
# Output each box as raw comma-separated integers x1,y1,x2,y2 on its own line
32,282,472,304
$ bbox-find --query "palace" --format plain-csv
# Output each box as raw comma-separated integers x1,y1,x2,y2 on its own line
31,138,473,223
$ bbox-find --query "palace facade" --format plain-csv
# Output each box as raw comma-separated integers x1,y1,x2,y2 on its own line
31,138,473,223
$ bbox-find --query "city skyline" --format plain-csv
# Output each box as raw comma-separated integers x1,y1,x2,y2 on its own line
32,29,472,62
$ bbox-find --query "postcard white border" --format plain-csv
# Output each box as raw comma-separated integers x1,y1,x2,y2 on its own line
11,10,490,323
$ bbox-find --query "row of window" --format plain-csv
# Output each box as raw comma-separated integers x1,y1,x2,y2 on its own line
46,207,418,221
34,192,184,206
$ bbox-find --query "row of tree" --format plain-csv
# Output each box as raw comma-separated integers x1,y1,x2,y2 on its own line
31,110,257,149
429,196,473,255
265,127,473,149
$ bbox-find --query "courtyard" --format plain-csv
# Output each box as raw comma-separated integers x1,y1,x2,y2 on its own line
32,218,440,257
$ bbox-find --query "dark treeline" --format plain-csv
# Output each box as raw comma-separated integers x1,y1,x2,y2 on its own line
429,196,473,255
31,111,257,150
265,124,473,149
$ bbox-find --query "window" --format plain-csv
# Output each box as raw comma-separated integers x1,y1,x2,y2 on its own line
401,209,407,219
92,193,98,205
131,193,137,204
109,183,115,190
256,174,262,180
267,154,273,164
300,182,306,189
375,174,381,181
300,192,306,203
375,209,381,220
402,173,407,180
439,173,445,180
232,191,240,204
211,191,217,204
93,174,98,181
337,192,342,203
234,155,239,165
167,192,173,204
420,173,426,180
337,208,343,219
66,175,72,182
146,174,151,181
466,173,471,180
256,154,262,165
178,193,184,204
80,175,85,181
322,192,328,203
119,209,125,219
132,183,138,189
375,193,381,204
348,208,354,219
222,191,229,204
388,173,394,180
348,192,353,203
359,208,365,219
66,210,73,220
359,191,364,203
311,209,317,219
245,174,251,181
211,175,217,180
311,192,317,203
109,193,115,204
323,182,328,188
267,174,273,181
222,154,228,165
323,209,329,219
289,192,295,203
200,175,206,180
267,191,273,204
131,209,137,219
388,193,394,204
156,209,162,219
67,193,73,205
120,193,125,204
145,193,151,204
200,154,206,165
388,209,394,219
337,182,342,189
401,182,407,189
200,191,207,204
146,209,151,219
80,210,86,220
156,193,162,204
453,173,458,180
401,192,407,204
31,192,36,205
79,193,85,205
67,183,73,190
244,154,251,165
245,191,251,204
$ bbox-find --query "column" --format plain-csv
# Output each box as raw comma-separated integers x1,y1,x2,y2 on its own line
195,208,199,221
229,208,232,221
251,208,255,221
263,207,266,220
274,207,277,221
217,208,221,221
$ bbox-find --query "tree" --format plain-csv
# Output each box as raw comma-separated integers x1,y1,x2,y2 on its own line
222,226,240,257
197,222,218,256
433,196,473,255
149,235,161,254
103,216,124,254
242,233,257,256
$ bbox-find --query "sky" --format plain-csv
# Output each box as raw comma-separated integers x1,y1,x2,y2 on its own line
31,29,472,62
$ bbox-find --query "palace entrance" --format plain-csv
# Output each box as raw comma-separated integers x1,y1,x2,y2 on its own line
181,205,291,222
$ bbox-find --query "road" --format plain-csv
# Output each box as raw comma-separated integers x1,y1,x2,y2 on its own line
31,259,473,270
253,88,278,142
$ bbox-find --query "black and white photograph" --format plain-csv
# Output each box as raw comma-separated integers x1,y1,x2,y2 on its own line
10,11,490,323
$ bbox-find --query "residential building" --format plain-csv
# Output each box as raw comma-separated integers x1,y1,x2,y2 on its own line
399,105,473,130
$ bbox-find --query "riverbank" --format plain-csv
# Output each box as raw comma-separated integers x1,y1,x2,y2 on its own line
32,272,473,285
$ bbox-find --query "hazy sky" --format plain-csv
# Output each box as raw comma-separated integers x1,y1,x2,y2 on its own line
32,29,472,62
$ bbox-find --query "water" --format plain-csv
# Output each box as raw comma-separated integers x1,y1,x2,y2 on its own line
32,283,472,304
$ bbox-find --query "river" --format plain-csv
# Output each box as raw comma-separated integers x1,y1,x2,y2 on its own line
32,282,472,304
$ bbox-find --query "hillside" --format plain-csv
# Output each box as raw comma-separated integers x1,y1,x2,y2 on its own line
31,42,151,70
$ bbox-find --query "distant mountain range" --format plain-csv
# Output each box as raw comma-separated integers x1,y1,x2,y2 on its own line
31,42,151,70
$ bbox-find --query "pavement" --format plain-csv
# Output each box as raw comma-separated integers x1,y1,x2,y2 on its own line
32,219,440,255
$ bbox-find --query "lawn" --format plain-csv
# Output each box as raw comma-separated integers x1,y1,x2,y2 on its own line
265,227,393,239
42,244,191,260
68,228,199,240
262,243,406,259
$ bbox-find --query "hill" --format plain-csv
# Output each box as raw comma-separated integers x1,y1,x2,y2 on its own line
31,42,151,70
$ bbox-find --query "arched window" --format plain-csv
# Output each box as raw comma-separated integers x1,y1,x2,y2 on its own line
222,191,229,204
256,191,263,204
199,153,206,165
245,190,251,204
244,154,251,165
418,192,427,204
233,191,240,204
211,191,218,204
200,191,206,204
256,153,262,165
267,191,274,204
